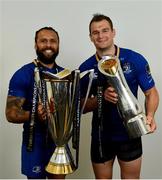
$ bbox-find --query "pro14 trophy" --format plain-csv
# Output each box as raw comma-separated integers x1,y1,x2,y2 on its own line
98,55,151,138
43,69,94,174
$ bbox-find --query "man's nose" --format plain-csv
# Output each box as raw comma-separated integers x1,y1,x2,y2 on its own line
46,41,52,47
98,31,104,38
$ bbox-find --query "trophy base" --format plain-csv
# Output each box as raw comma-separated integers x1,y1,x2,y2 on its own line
125,114,151,139
45,146,76,175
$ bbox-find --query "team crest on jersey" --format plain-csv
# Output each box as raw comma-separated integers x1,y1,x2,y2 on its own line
32,166,41,173
122,62,132,74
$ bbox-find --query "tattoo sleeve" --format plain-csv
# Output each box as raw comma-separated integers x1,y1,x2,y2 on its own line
5,96,30,123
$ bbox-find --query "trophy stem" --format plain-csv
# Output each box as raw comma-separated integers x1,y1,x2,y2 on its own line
45,146,76,175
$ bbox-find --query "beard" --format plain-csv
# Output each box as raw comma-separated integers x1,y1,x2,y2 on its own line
36,48,59,65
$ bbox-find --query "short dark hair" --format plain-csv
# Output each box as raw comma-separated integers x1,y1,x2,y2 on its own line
89,13,113,34
35,26,59,42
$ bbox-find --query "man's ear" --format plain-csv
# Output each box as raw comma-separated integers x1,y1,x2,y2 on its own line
34,43,37,50
113,28,116,38
89,34,93,42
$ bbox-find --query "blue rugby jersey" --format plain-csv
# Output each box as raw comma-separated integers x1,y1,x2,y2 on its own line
7,61,64,177
8,62,64,132
79,47,155,141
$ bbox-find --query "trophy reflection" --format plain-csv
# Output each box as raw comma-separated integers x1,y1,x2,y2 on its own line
44,69,94,174
98,55,151,138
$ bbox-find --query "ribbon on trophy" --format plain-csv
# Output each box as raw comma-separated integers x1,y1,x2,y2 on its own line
97,84,104,159
27,59,47,151
72,69,94,168
26,69,38,151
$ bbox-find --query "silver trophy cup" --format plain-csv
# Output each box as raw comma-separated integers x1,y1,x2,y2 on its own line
44,69,94,174
98,55,151,138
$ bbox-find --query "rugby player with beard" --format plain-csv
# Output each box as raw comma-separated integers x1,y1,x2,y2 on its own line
5,27,65,179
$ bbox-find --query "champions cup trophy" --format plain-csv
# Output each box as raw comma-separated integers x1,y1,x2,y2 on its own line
42,69,94,175
98,55,151,138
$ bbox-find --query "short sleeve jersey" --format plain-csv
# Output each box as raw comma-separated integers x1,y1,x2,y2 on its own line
8,61,64,133
79,47,155,141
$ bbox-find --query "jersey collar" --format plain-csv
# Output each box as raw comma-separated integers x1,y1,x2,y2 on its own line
95,45,120,62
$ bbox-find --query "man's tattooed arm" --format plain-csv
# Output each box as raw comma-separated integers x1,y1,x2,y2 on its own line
5,96,30,123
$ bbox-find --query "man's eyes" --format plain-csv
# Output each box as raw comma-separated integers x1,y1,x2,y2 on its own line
92,29,109,35
103,29,109,32
40,39,57,43
92,31,99,35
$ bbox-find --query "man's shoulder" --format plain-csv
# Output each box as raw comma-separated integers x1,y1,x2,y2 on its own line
120,47,143,57
18,62,35,71
21,61,35,69
82,54,96,64
119,47,146,62
11,62,35,80
79,54,96,70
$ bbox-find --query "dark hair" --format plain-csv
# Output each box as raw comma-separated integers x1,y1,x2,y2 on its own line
89,13,113,34
35,26,59,42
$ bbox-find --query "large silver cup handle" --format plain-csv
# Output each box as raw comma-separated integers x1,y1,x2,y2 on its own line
80,69,94,115
72,69,94,168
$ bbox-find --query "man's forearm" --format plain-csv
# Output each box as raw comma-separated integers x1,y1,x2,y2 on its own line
81,96,97,114
5,96,30,123
145,87,159,117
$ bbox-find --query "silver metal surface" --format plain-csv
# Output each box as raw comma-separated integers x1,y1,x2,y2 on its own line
98,55,151,138
44,69,94,174
46,79,73,145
